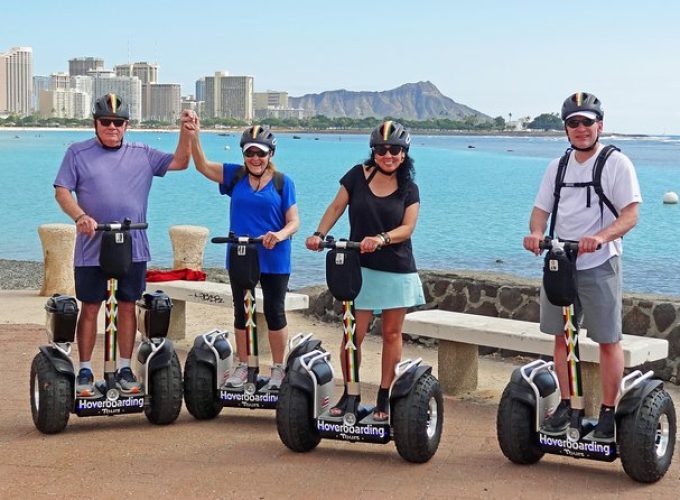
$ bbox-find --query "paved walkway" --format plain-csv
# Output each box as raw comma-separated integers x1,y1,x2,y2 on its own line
0,291,678,498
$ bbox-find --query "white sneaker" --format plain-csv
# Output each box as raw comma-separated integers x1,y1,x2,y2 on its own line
224,362,248,388
263,363,285,391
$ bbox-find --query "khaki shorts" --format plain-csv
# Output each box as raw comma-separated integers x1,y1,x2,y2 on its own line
540,256,622,344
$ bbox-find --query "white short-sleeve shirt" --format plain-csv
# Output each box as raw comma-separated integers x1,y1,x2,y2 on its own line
534,144,642,270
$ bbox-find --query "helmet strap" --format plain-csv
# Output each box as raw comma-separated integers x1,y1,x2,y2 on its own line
246,163,269,179
94,129,124,150
566,127,599,152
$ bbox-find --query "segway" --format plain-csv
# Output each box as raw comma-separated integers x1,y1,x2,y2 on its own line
183,233,279,419
496,237,676,482
276,237,443,463
30,219,183,434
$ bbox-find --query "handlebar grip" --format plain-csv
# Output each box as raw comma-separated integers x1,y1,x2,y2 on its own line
539,239,594,252
318,240,361,250
95,222,148,231
211,236,264,245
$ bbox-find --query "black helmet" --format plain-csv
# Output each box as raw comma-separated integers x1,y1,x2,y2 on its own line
239,125,276,153
369,120,411,150
93,93,130,120
561,92,603,121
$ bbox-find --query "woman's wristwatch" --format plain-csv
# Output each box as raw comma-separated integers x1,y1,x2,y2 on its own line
313,231,325,239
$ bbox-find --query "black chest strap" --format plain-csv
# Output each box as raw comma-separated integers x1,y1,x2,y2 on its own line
548,145,620,238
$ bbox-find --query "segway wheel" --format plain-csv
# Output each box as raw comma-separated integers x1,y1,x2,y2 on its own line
276,379,320,452
496,384,544,464
618,387,676,483
183,348,222,420
30,352,72,434
392,373,443,463
145,351,183,425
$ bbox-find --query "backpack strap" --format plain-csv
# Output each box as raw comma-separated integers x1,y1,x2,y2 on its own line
272,171,284,195
592,145,620,219
548,148,572,238
225,166,247,196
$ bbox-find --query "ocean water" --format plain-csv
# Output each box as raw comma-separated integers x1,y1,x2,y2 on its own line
1,129,679,295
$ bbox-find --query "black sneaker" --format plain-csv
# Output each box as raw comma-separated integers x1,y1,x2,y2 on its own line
593,407,615,440
115,367,143,394
543,400,571,432
76,368,95,397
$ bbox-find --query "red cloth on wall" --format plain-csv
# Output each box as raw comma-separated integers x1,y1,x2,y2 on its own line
146,268,207,282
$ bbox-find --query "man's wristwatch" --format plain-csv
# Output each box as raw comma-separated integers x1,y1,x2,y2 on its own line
313,231,325,239
379,232,391,245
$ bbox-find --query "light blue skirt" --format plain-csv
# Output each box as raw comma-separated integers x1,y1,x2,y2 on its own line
354,267,426,311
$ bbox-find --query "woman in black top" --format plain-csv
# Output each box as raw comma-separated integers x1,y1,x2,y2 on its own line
306,121,425,421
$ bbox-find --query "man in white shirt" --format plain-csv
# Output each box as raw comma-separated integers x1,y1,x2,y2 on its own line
523,92,642,439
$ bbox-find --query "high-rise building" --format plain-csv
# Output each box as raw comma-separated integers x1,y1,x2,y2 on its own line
253,90,303,120
38,89,90,119
115,62,159,122
195,77,205,102
0,54,7,112
254,91,289,109
32,75,49,111
114,62,159,84
0,47,33,115
143,83,181,123
69,57,104,76
205,71,253,121
49,72,70,91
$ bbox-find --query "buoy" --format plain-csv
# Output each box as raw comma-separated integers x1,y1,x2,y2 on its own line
663,192,679,204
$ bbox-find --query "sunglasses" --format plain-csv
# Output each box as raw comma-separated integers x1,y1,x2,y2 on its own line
373,145,404,156
98,118,127,127
566,117,597,129
243,148,269,158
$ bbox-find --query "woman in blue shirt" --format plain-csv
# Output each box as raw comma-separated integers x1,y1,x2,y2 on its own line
189,124,300,390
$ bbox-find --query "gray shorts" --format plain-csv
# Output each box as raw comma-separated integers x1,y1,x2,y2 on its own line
540,256,622,344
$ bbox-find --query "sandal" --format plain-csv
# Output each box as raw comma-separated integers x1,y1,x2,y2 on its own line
373,388,390,422
329,390,348,417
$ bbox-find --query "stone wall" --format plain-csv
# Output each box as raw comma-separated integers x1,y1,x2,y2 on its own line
298,269,680,383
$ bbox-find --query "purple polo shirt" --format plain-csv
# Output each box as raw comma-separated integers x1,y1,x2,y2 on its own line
54,138,173,266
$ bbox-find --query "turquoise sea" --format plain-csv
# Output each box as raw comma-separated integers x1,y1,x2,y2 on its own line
1,129,679,295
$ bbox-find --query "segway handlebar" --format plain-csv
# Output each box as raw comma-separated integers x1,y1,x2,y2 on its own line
539,238,600,252
95,219,148,232
211,232,264,245
318,237,361,250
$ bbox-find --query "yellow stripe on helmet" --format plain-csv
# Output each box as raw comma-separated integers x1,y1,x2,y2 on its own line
110,94,117,113
575,92,583,106
251,125,260,139
382,120,392,141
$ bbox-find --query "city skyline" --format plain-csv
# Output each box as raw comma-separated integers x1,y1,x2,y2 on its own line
2,0,680,134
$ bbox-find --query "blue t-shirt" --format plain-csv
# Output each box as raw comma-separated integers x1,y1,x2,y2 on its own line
219,163,296,274
54,138,173,266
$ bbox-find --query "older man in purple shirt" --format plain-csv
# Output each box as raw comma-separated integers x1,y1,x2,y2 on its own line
53,93,194,396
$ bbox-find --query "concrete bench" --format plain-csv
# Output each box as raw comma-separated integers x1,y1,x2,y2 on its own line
403,310,669,415
147,280,309,354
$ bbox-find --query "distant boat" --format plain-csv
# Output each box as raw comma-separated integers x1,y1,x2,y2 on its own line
292,135,301,139
467,145,475,148
218,133,229,136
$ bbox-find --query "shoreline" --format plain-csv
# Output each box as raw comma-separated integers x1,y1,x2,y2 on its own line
1,126,653,139
4,258,679,301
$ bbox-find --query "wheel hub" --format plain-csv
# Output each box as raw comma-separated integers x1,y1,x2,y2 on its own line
426,396,438,439
655,414,670,458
